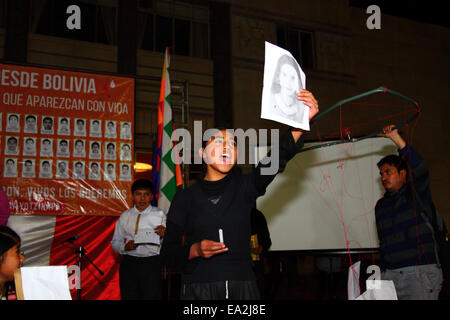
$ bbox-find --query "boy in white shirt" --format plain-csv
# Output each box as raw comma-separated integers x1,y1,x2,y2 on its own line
111,179,166,300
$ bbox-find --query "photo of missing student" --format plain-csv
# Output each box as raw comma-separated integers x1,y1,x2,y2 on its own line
24,114,38,133
119,163,132,181
89,119,102,138
74,118,87,137
38,159,53,179
57,117,71,135
3,158,18,178
22,159,36,178
5,136,19,156
261,41,309,130
41,116,54,134
23,137,37,156
56,160,69,179
6,113,20,132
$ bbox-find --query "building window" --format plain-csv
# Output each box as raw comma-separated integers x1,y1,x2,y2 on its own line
277,25,315,70
32,0,117,45
138,0,210,59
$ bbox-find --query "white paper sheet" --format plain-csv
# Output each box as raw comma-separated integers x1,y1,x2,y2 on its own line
134,229,161,245
347,261,361,300
134,210,165,245
356,280,398,300
347,261,398,300
261,41,309,130
19,266,72,300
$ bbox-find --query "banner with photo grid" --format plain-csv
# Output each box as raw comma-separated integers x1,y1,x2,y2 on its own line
0,63,135,216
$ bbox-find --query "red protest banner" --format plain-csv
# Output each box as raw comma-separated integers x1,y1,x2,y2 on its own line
0,64,135,216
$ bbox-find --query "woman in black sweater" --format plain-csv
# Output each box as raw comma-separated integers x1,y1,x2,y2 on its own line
161,90,319,300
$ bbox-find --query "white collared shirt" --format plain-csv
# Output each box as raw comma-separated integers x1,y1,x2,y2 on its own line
111,205,166,257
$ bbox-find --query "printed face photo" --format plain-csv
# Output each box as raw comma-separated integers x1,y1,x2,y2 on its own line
56,161,69,179
270,55,304,121
89,120,101,137
120,143,132,161
261,42,308,130
57,139,70,157
74,139,86,157
40,138,53,157
89,141,101,159
39,160,53,179
73,161,85,179
22,159,35,178
57,117,70,135
24,115,38,133
74,118,86,136
104,163,115,180
89,162,101,180
105,142,116,160
105,121,116,138
4,158,17,177
5,136,19,155
119,163,132,181
120,122,132,139
23,138,36,156
41,116,54,133
6,114,20,132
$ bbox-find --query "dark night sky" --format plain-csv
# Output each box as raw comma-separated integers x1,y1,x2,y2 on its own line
349,0,450,29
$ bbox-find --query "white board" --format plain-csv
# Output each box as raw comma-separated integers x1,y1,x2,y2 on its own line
256,137,397,251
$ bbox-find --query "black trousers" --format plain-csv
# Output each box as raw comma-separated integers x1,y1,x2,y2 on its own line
119,255,162,300
181,280,260,300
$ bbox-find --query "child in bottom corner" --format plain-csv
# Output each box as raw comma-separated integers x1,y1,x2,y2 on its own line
0,226,25,300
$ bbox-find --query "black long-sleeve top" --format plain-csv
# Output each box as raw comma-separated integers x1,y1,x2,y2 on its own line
375,144,437,269
160,129,303,283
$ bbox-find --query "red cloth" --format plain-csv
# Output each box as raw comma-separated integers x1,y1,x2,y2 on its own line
49,215,122,300
0,185,11,226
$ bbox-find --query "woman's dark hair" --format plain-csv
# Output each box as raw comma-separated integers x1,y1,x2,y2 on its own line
271,54,303,94
0,226,21,259
131,179,154,194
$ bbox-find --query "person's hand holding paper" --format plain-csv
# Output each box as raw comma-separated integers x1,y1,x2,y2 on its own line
134,211,166,245
261,41,310,130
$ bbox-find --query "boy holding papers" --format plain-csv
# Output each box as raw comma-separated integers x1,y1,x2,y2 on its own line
111,179,166,300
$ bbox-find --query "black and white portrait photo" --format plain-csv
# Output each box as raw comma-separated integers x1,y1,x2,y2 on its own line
3,158,18,178
74,118,87,137
73,139,86,158
261,42,309,130
73,161,86,179
6,114,20,133
120,143,132,161
23,137,37,156
105,120,117,138
89,119,102,138
41,116,54,134
24,114,38,133
119,163,132,181
22,159,36,178
40,138,54,157
56,160,69,179
57,117,71,135
88,162,101,181
39,160,53,179
5,136,19,156
104,162,116,181
56,139,70,158
120,122,132,140
89,141,102,159
104,142,116,160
